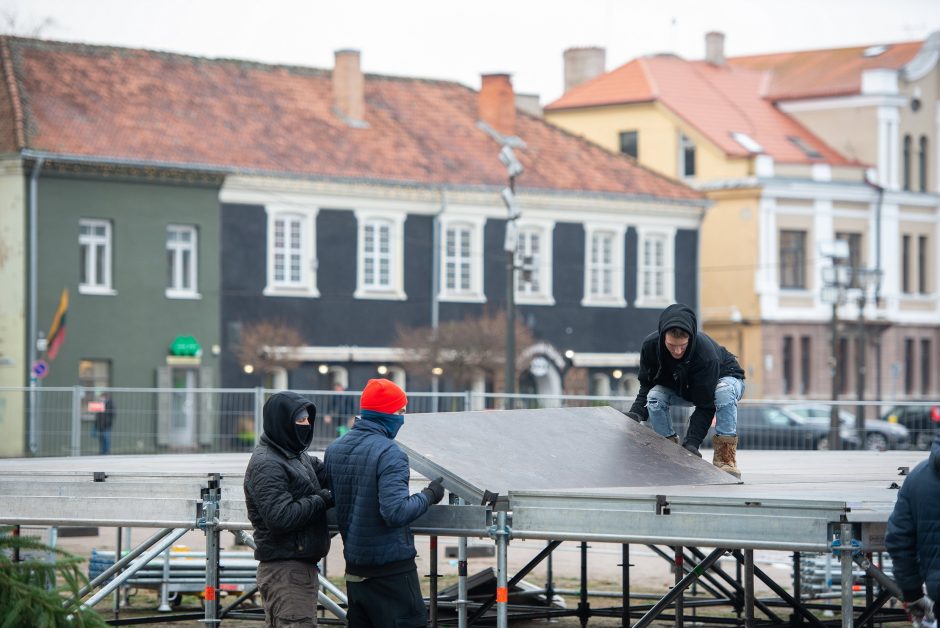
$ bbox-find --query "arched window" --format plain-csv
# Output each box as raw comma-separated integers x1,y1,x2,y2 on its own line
902,134,912,191
919,135,928,192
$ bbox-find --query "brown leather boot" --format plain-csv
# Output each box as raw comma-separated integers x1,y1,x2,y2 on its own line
712,435,741,479
667,435,679,444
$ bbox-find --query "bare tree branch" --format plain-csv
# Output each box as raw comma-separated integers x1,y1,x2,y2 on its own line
235,320,305,372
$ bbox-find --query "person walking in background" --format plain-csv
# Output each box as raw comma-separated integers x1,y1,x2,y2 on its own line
886,432,939,627
94,393,115,455
623,303,746,478
324,378,445,628
243,391,334,627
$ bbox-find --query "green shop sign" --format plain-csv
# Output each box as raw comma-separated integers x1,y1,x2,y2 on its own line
170,335,202,357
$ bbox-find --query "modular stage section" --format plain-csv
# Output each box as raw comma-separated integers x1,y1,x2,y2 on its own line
0,406,927,627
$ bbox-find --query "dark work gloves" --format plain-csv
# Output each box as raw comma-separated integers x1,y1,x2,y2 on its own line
682,440,702,458
623,411,643,422
315,488,335,509
422,477,445,505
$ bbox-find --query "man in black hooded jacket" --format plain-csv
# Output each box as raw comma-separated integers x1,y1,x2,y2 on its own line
244,391,334,626
625,303,746,477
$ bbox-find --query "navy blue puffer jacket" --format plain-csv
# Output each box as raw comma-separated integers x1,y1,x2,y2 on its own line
324,416,430,577
886,434,940,602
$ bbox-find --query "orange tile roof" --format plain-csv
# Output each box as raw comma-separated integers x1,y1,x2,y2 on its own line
0,37,702,203
548,54,852,166
728,41,922,101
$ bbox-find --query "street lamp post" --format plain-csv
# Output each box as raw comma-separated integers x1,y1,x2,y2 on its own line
499,145,524,399
820,241,851,450
853,267,883,449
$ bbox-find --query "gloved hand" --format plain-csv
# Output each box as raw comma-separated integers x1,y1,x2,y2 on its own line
421,477,445,505
315,488,335,509
623,411,643,422
905,596,935,628
682,441,702,458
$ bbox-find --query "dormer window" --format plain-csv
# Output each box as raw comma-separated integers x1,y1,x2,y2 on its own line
679,133,696,178
731,132,763,153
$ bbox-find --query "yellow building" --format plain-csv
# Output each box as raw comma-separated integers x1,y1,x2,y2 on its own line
546,35,940,402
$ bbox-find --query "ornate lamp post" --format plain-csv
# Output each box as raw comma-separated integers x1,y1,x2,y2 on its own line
820,241,851,449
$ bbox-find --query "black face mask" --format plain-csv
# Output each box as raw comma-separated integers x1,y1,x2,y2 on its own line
294,424,313,448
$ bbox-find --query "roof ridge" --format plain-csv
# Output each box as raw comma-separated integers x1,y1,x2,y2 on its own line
637,57,660,99
727,38,924,61
0,37,26,149
2,35,474,89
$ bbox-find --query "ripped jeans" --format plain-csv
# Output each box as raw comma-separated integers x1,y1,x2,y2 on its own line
646,376,745,439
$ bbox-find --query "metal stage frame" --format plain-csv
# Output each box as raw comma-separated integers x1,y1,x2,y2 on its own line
0,406,928,627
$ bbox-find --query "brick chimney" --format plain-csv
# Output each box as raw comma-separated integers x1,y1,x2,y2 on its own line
563,47,606,92
705,32,726,65
479,73,516,136
333,49,365,125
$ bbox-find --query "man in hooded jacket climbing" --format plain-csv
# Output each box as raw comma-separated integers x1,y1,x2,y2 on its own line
624,303,746,477
324,378,445,628
244,390,334,627
885,432,939,627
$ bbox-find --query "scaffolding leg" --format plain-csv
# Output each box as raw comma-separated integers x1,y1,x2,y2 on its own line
674,545,684,628
429,535,438,628
744,549,755,628
840,523,855,628
495,510,509,628
202,474,221,625
622,544,631,628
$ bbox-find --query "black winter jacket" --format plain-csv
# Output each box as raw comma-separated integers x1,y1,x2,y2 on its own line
628,304,744,446
886,434,940,602
243,391,332,563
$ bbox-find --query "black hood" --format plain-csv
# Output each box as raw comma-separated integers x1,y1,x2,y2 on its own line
261,391,317,456
658,303,698,360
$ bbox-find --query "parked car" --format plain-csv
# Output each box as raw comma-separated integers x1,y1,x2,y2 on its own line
786,404,911,451
881,404,940,451
703,405,861,450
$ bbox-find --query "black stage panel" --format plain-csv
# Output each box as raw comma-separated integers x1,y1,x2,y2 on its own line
397,405,740,504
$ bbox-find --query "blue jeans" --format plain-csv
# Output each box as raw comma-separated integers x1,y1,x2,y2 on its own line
98,429,112,455
646,376,745,438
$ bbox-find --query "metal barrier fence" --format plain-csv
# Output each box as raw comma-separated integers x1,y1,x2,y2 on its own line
0,387,936,457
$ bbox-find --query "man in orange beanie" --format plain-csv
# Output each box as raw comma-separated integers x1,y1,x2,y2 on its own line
324,379,444,627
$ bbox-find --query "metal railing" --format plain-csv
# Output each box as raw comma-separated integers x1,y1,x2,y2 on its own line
0,387,935,457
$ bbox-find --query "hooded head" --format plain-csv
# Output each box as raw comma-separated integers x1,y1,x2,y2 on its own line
262,391,317,455
658,303,698,362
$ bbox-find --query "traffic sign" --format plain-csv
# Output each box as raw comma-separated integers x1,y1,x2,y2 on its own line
31,359,48,380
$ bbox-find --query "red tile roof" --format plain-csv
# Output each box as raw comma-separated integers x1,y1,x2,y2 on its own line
548,54,851,165
728,41,922,101
0,37,702,203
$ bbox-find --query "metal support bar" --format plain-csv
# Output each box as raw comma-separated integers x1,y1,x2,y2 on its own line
853,589,897,627
202,474,221,625
633,547,726,628
652,545,735,608
743,549,755,628
840,523,855,628
580,541,590,628
731,550,822,628
429,535,439,627
71,527,180,603
674,545,684,628
467,535,561,626
496,511,509,628
622,544,630,628
689,546,781,621
77,527,190,610
458,512,469,628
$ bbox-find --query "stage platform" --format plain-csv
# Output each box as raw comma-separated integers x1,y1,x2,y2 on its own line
0,406,928,627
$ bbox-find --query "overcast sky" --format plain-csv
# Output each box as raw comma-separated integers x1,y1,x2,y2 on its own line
3,0,939,104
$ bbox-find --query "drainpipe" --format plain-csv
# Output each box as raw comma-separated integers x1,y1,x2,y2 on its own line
27,156,44,454
430,189,447,408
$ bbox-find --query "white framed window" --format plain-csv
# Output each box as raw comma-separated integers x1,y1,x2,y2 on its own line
439,215,486,302
635,227,675,308
166,224,199,298
79,219,114,295
264,205,319,297
515,220,555,305
354,211,406,300
582,223,626,307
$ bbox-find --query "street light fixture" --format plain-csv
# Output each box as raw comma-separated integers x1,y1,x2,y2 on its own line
852,267,883,448
498,144,524,399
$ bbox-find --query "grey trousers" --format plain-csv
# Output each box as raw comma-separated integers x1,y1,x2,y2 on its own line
256,559,319,627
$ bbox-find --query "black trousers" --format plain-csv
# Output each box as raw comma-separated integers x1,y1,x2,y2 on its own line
346,569,426,628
